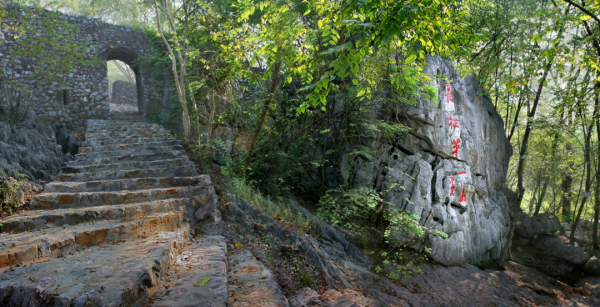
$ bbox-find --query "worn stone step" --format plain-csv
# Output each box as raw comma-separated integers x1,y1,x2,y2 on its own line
79,140,180,153
44,176,205,193
62,158,191,173
85,125,165,134
30,185,208,210
85,129,165,138
0,228,189,306
56,164,198,182
82,135,176,147
0,212,183,269
68,150,187,165
0,199,190,234
87,119,158,128
75,145,185,160
148,236,228,307
227,249,289,306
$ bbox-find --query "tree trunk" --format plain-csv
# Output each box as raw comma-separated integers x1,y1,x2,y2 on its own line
499,59,553,268
534,115,562,216
570,131,592,243
562,111,574,223
594,113,600,250
152,0,192,141
244,61,282,168
572,93,599,243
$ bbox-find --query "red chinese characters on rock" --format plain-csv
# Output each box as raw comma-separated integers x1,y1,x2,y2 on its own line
458,171,466,175
459,188,467,202
448,115,459,129
445,83,454,104
451,138,461,158
449,176,455,196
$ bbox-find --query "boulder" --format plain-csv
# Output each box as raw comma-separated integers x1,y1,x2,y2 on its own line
289,288,324,307
585,257,600,276
533,235,590,265
326,55,512,265
0,119,64,182
515,212,560,238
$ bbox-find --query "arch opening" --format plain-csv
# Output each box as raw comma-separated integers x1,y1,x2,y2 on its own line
108,60,138,115
102,47,145,117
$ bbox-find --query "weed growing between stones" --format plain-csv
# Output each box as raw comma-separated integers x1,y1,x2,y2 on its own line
315,185,448,282
0,171,29,215
227,176,316,234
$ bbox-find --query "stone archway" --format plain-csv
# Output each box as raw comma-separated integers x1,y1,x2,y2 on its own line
100,47,145,116
0,3,168,127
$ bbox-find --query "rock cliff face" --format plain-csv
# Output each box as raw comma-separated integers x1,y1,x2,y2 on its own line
0,119,64,182
346,56,512,265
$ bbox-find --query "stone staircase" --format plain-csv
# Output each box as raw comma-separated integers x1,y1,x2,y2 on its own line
0,119,288,306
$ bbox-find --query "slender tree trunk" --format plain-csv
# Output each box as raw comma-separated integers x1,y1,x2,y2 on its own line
206,91,216,151
573,89,600,243
152,0,192,141
534,115,563,216
594,115,600,250
529,186,539,215
499,59,553,268
244,61,282,167
186,81,202,146
571,131,592,243
562,112,574,223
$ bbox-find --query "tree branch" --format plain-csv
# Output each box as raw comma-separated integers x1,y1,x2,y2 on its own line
563,0,600,24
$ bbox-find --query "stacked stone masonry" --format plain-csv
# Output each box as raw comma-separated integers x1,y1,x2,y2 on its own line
0,3,167,127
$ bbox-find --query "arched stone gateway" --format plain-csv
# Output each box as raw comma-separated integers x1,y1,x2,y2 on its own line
0,4,167,126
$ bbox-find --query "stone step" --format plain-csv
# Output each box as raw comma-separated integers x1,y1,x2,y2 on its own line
87,119,157,127
0,228,189,306
82,135,176,147
148,236,228,307
44,176,205,193
0,212,183,269
86,129,172,138
79,140,180,153
30,185,207,210
74,145,185,160
227,249,289,306
85,125,165,134
0,199,190,234
62,158,191,173
68,150,187,165
56,164,198,182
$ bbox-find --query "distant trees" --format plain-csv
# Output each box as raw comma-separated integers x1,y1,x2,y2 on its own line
465,0,600,259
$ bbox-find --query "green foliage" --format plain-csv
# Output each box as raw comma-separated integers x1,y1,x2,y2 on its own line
291,256,314,287
226,176,315,233
0,171,29,214
316,186,381,231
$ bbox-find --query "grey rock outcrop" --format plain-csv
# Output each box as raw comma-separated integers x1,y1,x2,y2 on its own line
585,257,600,276
341,56,512,265
515,212,561,238
533,235,590,265
0,119,64,182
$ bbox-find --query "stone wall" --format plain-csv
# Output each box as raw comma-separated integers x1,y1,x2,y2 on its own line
0,3,168,127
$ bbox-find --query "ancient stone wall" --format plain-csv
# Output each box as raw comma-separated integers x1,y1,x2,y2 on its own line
0,3,167,127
